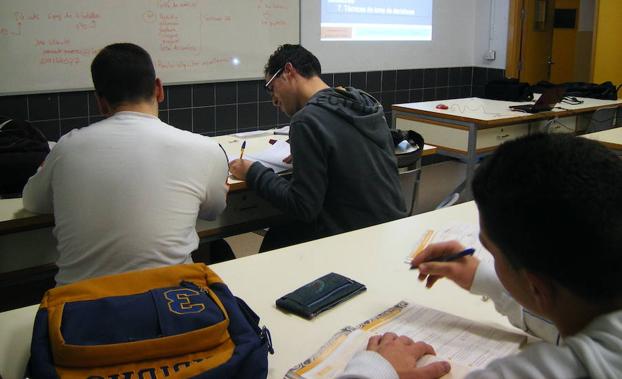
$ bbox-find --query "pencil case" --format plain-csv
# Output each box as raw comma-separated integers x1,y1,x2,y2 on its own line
276,272,366,319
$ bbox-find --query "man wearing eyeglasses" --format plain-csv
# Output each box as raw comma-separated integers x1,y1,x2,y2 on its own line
229,44,406,251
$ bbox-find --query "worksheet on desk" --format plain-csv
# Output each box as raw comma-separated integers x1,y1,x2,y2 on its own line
230,140,292,173
287,301,526,379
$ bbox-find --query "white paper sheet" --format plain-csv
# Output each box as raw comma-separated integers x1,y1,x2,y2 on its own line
242,140,292,173
288,302,526,379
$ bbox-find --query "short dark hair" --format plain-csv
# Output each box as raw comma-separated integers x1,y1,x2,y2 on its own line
91,43,156,107
472,133,622,302
264,44,321,79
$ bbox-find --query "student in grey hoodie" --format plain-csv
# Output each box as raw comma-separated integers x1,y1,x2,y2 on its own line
230,45,406,251
339,134,622,379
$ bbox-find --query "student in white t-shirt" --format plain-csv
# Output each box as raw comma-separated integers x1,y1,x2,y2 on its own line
23,43,229,285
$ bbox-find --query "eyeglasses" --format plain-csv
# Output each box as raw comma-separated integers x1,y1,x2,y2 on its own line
264,67,283,94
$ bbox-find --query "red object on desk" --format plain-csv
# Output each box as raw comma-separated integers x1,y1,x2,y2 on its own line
435,104,449,110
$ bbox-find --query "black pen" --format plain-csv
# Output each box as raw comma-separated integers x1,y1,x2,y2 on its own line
410,248,475,269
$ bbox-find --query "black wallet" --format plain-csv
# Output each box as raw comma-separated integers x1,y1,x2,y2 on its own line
276,272,366,319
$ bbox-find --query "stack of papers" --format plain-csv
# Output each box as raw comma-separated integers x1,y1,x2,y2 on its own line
242,140,292,173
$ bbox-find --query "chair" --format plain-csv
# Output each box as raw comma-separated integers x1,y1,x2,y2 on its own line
395,144,423,216
585,106,619,134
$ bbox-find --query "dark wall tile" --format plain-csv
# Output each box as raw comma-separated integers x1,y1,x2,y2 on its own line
448,86,461,99
366,71,381,92
396,70,410,90
410,69,424,89
436,68,449,87
238,80,258,103
436,87,449,100
0,95,28,120
384,112,392,126
158,110,169,124
259,102,277,127
410,89,423,103
423,69,437,88
472,85,485,98
334,72,350,87
193,83,215,107
32,120,60,142
423,88,435,101
473,67,487,86
59,92,88,118
215,105,237,133
168,85,192,109
320,73,334,87
461,67,473,86
238,103,258,130
215,82,236,105
461,86,472,98
29,94,59,121
351,72,366,89
487,68,504,81
449,68,461,87
60,117,89,136
381,70,396,91
169,109,193,131
395,90,409,105
193,107,215,134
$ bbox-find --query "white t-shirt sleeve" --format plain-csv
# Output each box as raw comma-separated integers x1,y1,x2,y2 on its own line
337,351,399,379
22,144,57,214
470,262,560,343
198,142,229,220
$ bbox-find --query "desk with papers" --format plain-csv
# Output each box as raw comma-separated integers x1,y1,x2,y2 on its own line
0,202,523,379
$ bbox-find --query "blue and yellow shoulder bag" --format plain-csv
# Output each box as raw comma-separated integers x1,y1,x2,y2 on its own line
28,263,273,378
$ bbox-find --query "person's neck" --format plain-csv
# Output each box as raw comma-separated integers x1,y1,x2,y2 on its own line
549,290,622,337
109,101,159,118
299,76,330,106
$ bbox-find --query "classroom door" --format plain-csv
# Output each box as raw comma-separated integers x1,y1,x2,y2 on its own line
550,0,580,83
520,0,556,84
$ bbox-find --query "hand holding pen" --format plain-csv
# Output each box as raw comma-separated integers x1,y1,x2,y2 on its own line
410,240,480,290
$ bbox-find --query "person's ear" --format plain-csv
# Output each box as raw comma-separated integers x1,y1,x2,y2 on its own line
95,94,111,116
524,271,556,315
283,62,296,80
155,78,165,104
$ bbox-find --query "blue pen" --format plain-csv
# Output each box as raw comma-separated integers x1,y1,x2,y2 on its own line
430,248,475,262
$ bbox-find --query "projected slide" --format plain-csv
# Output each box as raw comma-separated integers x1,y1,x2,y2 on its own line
321,0,433,41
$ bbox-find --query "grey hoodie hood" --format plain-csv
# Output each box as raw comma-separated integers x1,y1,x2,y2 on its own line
305,87,389,149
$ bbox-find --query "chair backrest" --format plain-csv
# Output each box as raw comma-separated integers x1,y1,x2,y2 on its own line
616,107,622,127
586,106,618,133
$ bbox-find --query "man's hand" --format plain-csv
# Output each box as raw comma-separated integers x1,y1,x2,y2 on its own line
367,333,450,379
229,159,254,180
411,241,479,290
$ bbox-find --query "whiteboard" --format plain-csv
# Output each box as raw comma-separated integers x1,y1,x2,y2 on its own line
0,0,300,95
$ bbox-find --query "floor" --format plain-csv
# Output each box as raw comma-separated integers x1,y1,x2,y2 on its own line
224,160,467,258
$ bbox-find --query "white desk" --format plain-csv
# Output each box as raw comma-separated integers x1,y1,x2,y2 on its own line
0,202,518,379
392,96,622,198
581,127,622,151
